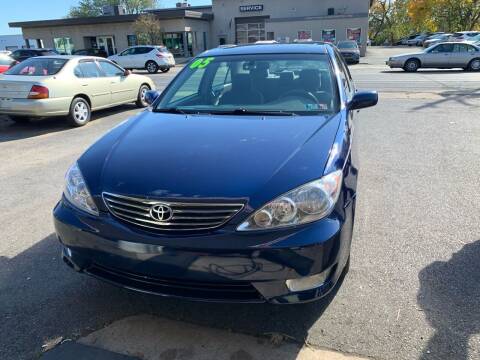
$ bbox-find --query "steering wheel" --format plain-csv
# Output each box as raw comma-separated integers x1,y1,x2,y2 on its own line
279,89,319,104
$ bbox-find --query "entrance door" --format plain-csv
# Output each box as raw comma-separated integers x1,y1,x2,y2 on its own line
97,36,116,56
236,17,267,44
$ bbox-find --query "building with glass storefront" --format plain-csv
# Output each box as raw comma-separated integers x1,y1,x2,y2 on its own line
9,1,371,58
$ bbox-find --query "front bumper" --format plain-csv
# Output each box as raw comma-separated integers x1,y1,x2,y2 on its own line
0,97,71,117
386,59,403,68
54,197,353,304
157,58,175,68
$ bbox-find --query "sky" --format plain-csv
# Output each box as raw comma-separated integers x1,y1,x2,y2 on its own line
0,0,212,35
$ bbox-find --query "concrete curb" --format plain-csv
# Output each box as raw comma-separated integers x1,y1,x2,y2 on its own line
77,314,370,360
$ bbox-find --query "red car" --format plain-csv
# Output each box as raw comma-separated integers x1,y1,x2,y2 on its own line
0,55,17,73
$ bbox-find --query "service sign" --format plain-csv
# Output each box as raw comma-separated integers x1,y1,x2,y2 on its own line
239,4,264,12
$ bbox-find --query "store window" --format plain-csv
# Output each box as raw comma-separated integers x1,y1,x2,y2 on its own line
54,37,74,55
163,32,184,56
127,35,138,47
236,20,266,44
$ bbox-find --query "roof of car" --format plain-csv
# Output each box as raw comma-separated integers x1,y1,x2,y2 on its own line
31,55,111,61
435,41,478,45
128,45,166,48
201,43,330,57
16,48,56,52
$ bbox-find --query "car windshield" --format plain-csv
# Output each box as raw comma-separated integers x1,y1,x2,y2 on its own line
5,58,68,76
155,54,339,115
156,46,169,53
338,42,357,49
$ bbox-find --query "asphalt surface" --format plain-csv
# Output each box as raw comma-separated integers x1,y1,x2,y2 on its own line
0,47,479,360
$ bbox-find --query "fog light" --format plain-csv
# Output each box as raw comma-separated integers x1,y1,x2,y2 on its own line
285,268,331,292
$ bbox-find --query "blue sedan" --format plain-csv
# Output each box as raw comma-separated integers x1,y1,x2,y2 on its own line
54,43,378,304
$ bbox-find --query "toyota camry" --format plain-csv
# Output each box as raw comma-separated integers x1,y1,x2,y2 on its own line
54,44,378,304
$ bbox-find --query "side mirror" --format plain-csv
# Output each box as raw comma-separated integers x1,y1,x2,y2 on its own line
348,91,378,110
145,90,161,105
123,69,132,76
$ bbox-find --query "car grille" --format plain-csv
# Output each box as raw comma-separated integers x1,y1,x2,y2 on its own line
102,192,244,232
86,263,264,302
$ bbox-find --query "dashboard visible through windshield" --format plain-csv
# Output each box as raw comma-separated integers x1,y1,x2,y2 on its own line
155,54,339,116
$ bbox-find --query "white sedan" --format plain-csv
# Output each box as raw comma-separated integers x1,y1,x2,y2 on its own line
387,42,480,72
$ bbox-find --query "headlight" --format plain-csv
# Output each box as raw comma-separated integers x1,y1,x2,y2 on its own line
63,162,98,216
237,170,343,231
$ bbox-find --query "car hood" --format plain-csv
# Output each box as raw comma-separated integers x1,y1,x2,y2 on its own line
392,52,425,59
79,110,341,206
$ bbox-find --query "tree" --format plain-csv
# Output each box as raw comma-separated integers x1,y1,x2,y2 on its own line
370,0,415,45
407,0,480,32
69,0,157,17
133,13,164,45
369,0,480,45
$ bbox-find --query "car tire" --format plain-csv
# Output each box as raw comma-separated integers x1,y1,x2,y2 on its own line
67,97,91,127
160,67,170,73
9,115,31,124
146,61,159,74
467,58,480,72
135,84,150,108
404,59,420,72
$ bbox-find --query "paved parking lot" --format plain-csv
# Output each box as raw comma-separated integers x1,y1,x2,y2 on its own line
0,47,479,360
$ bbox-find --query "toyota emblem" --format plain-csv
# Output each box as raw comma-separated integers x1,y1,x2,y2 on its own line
149,204,173,222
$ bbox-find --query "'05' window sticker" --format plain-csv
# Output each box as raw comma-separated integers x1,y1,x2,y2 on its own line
189,57,215,69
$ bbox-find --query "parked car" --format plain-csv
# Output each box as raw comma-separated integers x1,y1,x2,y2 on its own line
397,34,420,45
10,48,58,63
337,40,360,64
0,56,155,126
0,54,17,73
450,31,480,42
386,42,480,72
53,43,378,304
109,45,175,73
423,33,452,48
465,33,480,45
73,48,108,57
0,50,12,56
407,35,428,46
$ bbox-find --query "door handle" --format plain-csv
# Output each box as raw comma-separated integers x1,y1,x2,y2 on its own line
81,84,88,87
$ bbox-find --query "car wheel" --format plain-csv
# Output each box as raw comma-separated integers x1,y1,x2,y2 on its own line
160,67,170,73
467,58,480,72
135,84,150,108
9,115,31,124
146,61,159,74
67,97,91,127
404,59,420,72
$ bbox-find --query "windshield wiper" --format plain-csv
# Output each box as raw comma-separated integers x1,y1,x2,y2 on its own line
153,107,187,114
210,108,297,116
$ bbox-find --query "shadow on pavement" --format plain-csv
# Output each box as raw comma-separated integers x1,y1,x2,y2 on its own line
411,88,480,111
381,69,466,74
418,240,480,360
0,234,344,360
0,104,137,143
